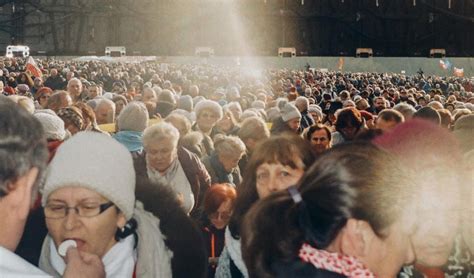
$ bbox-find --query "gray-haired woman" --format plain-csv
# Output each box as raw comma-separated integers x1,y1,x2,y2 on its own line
201,135,246,187
134,122,211,216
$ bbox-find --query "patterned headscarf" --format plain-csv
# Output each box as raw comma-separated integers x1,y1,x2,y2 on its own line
57,106,84,130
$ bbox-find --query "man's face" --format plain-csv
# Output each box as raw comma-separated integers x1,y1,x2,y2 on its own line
96,104,114,125
375,99,386,110
66,71,74,80
88,86,100,99
34,77,43,87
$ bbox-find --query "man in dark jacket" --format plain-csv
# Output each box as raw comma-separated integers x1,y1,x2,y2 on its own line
44,68,66,90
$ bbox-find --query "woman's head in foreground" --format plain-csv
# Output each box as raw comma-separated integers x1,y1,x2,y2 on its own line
242,142,416,278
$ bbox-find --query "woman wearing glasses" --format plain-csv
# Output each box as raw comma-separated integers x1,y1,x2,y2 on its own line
34,87,53,109
39,132,173,277
200,183,237,278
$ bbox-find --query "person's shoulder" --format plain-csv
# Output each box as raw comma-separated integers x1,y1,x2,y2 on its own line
178,146,203,164
0,246,49,277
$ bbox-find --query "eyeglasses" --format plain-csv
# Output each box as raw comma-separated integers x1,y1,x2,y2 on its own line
44,202,115,219
209,211,232,221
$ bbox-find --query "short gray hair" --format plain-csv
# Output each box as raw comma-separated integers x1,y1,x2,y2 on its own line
393,103,416,119
214,134,246,157
0,97,48,198
238,117,270,142
164,113,192,136
143,122,180,150
295,96,309,111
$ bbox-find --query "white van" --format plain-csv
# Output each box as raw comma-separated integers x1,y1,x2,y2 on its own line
5,45,30,58
105,46,126,57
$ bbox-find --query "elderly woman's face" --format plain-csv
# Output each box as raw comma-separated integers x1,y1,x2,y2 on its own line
218,152,243,173
287,118,301,132
145,137,178,173
45,187,126,258
209,199,233,230
115,100,126,116
228,106,242,122
309,111,321,123
216,114,233,133
38,92,51,108
197,108,219,133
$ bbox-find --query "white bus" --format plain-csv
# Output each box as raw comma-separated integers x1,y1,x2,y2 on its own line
6,45,30,58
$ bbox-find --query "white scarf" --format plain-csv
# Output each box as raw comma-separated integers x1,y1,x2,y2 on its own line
49,234,137,277
225,227,249,277
147,159,194,213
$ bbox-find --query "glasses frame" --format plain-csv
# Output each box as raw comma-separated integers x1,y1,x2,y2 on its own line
44,201,115,219
209,211,232,221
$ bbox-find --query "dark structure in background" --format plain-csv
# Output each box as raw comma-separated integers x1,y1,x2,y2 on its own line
0,0,473,57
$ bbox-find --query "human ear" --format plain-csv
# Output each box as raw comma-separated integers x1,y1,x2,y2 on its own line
116,212,127,230
340,218,373,258
6,167,39,220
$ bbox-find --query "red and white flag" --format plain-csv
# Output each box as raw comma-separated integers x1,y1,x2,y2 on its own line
453,67,464,77
25,56,42,78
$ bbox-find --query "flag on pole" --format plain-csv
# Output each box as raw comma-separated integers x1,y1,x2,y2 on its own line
439,59,452,70
25,56,42,78
337,57,344,71
453,67,464,77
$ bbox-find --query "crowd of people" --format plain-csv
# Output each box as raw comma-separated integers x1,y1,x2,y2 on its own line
0,56,473,278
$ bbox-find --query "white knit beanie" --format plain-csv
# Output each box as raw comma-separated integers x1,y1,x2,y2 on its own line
42,132,136,220
194,99,223,120
281,103,301,122
117,101,149,132
34,109,66,141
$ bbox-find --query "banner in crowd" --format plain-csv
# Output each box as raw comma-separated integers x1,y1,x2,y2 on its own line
25,56,42,77
453,67,464,77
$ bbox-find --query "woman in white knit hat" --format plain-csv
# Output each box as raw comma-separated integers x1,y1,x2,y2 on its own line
192,99,223,157
39,132,173,278
270,102,302,135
